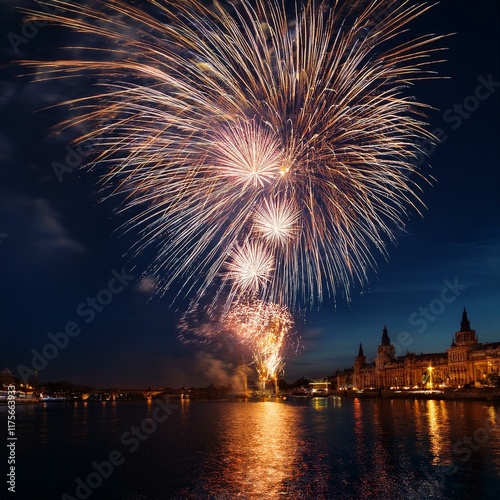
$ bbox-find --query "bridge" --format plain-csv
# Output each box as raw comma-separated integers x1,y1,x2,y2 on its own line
80,388,183,401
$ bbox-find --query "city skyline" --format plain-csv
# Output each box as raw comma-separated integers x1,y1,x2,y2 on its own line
0,0,499,388
2,305,497,389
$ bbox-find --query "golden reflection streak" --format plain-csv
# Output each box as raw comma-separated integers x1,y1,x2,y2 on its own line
210,402,307,497
426,399,451,466
487,406,499,430
311,397,328,411
371,401,391,486
353,398,363,436
413,399,425,444
229,403,296,495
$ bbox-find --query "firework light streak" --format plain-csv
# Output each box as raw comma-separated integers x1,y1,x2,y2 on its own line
23,0,446,314
213,118,285,190
253,197,300,247
178,300,298,393
225,241,274,294
226,301,296,394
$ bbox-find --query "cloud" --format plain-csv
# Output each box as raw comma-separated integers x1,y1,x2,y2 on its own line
136,275,157,295
0,82,16,107
0,193,86,257
33,198,86,253
299,326,326,351
443,236,500,278
301,327,325,341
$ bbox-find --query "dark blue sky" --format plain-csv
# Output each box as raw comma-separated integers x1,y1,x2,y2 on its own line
1,0,499,388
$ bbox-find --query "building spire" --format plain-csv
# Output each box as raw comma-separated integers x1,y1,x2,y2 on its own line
381,325,391,346
451,335,456,347
358,343,364,357
460,307,471,331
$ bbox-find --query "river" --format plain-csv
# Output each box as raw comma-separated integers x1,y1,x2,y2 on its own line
1,397,500,499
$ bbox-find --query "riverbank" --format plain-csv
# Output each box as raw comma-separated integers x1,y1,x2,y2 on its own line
332,387,500,401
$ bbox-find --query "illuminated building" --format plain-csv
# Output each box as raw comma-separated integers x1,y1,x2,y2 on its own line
338,309,500,390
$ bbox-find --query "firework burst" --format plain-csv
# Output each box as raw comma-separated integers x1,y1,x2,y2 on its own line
213,118,285,190
226,300,297,392
24,0,446,311
178,299,299,393
225,241,274,294
253,197,300,247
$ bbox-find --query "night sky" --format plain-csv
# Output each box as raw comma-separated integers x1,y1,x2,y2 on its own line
1,0,499,389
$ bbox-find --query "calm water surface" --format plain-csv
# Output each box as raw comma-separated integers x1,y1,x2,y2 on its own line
2,397,500,499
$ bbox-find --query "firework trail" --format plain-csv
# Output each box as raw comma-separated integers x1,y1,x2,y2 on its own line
24,0,446,313
178,299,298,392
225,300,297,393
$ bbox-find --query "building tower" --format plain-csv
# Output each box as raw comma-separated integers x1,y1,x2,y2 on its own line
455,308,478,346
354,343,367,389
447,308,478,386
375,326,395,388
378,326,395,359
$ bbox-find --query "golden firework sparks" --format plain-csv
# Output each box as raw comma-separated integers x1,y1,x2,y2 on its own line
253,197,300,246
225,241,274,294
226,300,295,392
23,0,447,312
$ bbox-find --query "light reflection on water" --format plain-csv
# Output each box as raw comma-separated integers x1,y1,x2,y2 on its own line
2,397,500,499
183,397,500,499
203,401,305,497
427,400,452,466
